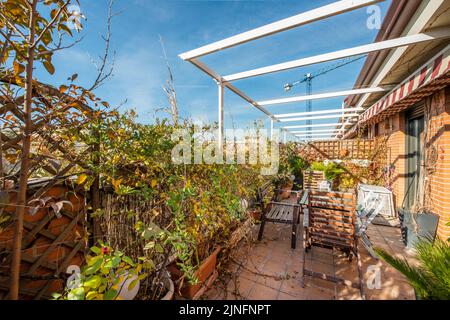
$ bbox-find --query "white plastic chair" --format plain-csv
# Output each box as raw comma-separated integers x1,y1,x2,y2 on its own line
357,191,384,258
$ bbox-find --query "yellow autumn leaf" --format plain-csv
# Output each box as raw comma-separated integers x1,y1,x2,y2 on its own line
151,179,157,188
13,60,25,76
76,174,88,185
112,179,123,193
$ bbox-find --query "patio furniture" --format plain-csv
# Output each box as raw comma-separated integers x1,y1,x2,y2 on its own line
257,182,304,249
357,190,385,259
303,171,325,190
302,190,365,299
358,184,395,218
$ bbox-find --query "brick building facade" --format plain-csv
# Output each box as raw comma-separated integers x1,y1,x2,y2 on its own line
342,0,450,240
365,87,450,240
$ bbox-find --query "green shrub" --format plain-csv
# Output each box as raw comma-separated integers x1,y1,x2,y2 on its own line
375,238,450,300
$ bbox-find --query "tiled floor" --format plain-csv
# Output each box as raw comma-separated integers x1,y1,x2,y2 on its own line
203,216,417,300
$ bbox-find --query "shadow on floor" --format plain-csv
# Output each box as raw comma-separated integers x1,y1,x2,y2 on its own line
203,218,416,300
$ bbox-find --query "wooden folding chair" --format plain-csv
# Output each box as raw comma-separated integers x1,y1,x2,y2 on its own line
302,190,365,299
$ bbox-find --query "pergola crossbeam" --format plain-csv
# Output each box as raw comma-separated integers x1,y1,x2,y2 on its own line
295,133,334,137
284,123,353,129
179,0,384,60
259,87,387,106
223,27,450,81
275,107,363,118
280,113,359,122
189,59,277,120
291,129,337,134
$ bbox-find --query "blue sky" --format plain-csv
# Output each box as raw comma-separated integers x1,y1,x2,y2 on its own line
38,0,391,132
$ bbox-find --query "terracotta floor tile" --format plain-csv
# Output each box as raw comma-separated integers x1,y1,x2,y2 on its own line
263,259,288,274
247,283,280,300
204,223,415,301
267,249,292,262
309,260,335,275
253,246,271,258
334,265,360,284
304,286,335,300
277,292,300,300
245,255,267,273
228,277,256,299
254,274,284,291
279,277,305,297
239,269,258,282
311,250,334,265
286,260,302,275
307,277,337,292
335,285,363,300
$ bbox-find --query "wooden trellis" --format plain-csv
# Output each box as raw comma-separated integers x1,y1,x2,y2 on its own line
298,139,375,163
0,75,99,299
0,75,96,184
0,179,87,300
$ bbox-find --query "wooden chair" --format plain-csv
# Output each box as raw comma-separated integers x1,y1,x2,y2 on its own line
302,190,365,299
303,171,325,190
257,182,304,249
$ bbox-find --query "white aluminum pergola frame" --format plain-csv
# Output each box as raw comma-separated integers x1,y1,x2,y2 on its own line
179,0,450,145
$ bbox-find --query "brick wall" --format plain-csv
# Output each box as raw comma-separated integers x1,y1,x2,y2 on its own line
369,112,407,208
426,87,450,240
367,86,450,240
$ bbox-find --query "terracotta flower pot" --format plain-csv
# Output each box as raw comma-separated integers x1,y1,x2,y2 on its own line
248,209,261,221
280,182,294,200
168,246,221,299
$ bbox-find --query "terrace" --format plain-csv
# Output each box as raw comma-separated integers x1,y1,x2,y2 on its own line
203,214,416,301
1,0,448,302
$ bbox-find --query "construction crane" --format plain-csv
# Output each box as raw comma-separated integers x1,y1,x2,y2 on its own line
283,55,366,139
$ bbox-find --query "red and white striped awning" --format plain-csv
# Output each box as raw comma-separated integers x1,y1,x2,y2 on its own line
346,44,450,135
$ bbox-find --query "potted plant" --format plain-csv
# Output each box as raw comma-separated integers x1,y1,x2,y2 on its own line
248,208,262,221
275,174,295,200
167,246,221,299
310,161,345,191
288,154,309,190
375,237,450,300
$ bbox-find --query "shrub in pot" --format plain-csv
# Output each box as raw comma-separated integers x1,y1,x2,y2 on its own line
275,174,295,200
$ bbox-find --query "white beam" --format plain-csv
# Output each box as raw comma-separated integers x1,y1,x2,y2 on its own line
188,59,277,120
280,113,359,123
295,133,334,137
297,137,339,141
275,107,363,118
218,83,224,150
284,123,353,129
259,87,387,106
224,27,450,81
270,118,274,141
291,129,337,134
179,0,383,60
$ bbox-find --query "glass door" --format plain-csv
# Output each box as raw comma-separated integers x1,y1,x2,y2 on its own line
405,114,424,210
